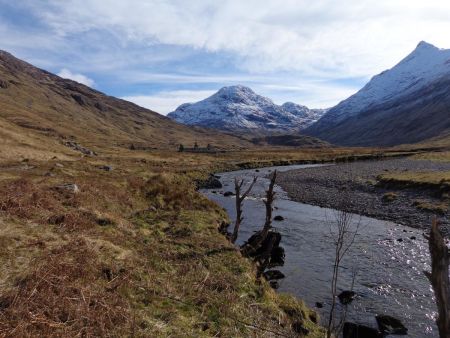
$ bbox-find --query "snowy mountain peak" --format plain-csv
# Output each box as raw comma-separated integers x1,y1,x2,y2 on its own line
168,86,325,132
306,41,450,146
314,41,450,124
416,40,438,50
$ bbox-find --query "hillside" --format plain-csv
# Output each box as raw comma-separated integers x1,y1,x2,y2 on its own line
306,41,450,146
168,85,325,133
0,50,250,161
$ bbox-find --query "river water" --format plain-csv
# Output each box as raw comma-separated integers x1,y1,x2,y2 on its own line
201,164,437,337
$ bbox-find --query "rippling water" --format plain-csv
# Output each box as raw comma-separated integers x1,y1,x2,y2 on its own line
202,164,437,337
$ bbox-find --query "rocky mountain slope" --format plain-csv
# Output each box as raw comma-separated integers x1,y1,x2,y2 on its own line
168,85,325,133
0,50,251,161
306,41,450,146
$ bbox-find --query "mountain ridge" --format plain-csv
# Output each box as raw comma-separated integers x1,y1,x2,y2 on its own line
168,85,326,133
0,50,252,160
305,41,450,146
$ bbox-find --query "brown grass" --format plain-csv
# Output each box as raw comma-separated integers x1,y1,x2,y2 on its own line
0,156,326,337
0,238,131,337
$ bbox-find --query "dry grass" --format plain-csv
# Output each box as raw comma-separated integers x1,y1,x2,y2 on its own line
382,192,398,202
0,238,132,337
413,151,450,162
0,153,327,337
412,199,449,215
377,171,450,189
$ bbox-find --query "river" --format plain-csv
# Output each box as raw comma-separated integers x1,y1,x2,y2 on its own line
201,164,437,337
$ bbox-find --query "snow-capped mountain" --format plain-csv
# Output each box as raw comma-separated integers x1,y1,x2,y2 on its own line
168,85,325,132
306,41,450,146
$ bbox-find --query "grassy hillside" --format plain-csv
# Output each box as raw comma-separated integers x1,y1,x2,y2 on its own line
0,50,251,160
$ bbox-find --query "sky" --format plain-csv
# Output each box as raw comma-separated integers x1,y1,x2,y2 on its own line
1,1,450,115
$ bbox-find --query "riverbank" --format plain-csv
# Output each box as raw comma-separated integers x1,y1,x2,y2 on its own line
0,151,328,337
277,158,450,232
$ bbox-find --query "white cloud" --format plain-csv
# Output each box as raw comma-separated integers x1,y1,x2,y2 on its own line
122,90,216,115
57,68,95,87
258,82,359,109
33,0,450,77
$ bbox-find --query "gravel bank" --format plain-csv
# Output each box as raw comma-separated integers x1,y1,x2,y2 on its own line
277,158,450,231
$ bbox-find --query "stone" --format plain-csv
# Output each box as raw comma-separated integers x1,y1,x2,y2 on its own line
223,191,235,197
99,165,113,171
274,215,284,221
410,236,416,240
315,302,323,308
375,315,408,335
343,322,382,338
202,175,222,189
54,183,80,193
338,290,356,305
263,270,285,281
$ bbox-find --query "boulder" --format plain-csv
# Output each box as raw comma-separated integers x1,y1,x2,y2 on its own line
315,302,323,308
343,322,382,338
274,215,284,221
263,270,285,281
99,165,113,171
269,246,285,266
223,191,235,197
54,183,80,193
202,175,222,189
338,290,356,305
375,315,407,335
241,230,285,268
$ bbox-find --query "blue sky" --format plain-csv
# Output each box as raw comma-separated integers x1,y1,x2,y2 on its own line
1,1,450,114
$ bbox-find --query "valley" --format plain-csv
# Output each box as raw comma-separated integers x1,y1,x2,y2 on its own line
0,20,449,338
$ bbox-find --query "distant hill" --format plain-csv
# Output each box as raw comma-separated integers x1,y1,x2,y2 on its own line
0,50,251,160
251,134,330,147
306,41,450,146
168,85,326,133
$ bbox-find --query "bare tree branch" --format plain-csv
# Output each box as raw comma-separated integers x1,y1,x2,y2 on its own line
231,176,257,243
424,218,450,338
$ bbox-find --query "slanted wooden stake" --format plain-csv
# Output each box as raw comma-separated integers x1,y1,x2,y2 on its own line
231,176,257,243
424,219,450,338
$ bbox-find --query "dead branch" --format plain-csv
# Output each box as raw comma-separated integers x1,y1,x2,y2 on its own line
241,170,277,258
424,219,450,338
231,176,257,243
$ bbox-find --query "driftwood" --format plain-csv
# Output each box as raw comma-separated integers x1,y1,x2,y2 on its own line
241,171,277,258
424,219,450,338
231,176,257,243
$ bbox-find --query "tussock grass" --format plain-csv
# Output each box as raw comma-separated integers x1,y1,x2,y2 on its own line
412,199,449,215
0,156,325,337
377,171,450,190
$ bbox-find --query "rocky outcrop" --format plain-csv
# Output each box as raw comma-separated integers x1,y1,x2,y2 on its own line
63,141,97,156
